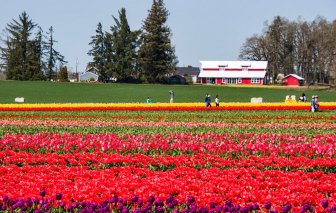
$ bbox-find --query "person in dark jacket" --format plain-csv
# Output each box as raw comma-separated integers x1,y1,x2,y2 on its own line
205,94,208,107
207,95,212,107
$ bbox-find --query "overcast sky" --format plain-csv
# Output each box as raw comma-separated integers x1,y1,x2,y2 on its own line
1,0,335,72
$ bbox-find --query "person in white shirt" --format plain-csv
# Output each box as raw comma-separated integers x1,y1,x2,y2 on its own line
215,95,219,107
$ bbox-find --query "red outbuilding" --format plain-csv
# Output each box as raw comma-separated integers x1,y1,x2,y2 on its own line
282,74,304,86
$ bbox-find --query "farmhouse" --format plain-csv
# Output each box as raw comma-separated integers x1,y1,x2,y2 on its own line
198,61,268,85
175,67,200,83
282,74,304,86
79,66,99,82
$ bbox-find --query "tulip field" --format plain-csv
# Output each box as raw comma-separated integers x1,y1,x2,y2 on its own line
1,103,336,213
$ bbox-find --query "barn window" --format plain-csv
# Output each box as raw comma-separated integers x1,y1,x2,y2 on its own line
242,67,248,71
219,67,225,71
238,78,242,83
251,78,260,83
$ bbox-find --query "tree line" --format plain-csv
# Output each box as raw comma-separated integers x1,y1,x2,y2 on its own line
239,16,336,84
0,12,66,81
88,0,178,83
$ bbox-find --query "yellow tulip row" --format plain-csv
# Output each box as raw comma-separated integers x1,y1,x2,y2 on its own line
0,102,335,108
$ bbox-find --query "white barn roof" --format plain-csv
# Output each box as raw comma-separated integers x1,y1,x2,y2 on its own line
283,74,304,80
199,71,266,78
200,61,268,69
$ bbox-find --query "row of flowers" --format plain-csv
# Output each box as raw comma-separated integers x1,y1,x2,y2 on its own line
1,190,330,213
3,114,336,122
2,151,336,173
2,132,336,158
2,103,333,108
1,106,335,111
0,166,334,212
2,119,336,130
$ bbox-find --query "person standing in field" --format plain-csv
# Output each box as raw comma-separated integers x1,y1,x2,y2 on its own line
207,95,212,107
169,90,174,103
215,95,219,107
302,93,307,102
205,94,208,107
315,95,319,112
311,96,315,112
147,97,150,104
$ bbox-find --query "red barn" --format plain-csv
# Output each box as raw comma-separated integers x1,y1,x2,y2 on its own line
282,74,304,86
198,61,268,85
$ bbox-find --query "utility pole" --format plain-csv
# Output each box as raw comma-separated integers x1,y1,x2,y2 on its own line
76,57,79,82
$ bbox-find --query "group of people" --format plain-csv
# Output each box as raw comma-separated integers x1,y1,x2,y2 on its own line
311,95,319,112
147,91,319,112
205,94,219,107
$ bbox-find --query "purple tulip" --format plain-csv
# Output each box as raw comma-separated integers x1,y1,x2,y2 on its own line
166,196,174,205
172,200,178,207
138,200,143,208
12,204,18,210
118,204,124,211
210,202,216,209
168,203,175,209
327,208,333,213
210,210,215,213
73,202,79,208
132,195,139,203
67,205,73,211
183,210,190,213
119,198,123,203
226,202,232,207
322,201,329,209
122,200,128,206
248,205,253,212
39,190,46,198
56,193,62,201
2,206,7,210
32,198,39,204
286,204,292,211
235,205,240,212
134,210,140,213
60,202,66,207
108,198,114,203
122,209,129,213
240,207,248,213
223,206,228,212
188,197,195,204
174,210,181,213
265,203,271,210
81,202,87,208
310,207,314,213
253,204,260,211
3,196,8,202
42,204,50,212
82,209,88,213
39,200,44,206
203,208,209,213
148,196,155,204
281,207,288,213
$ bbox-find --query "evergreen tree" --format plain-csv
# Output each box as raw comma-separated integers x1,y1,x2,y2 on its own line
44,26,66,81
88,22,107,81
110,8,140,81
138,0,178,83
59,65,68,82
28,26,45,80
0,11,37,80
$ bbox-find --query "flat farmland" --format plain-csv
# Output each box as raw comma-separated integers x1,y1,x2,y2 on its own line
0,81,334,103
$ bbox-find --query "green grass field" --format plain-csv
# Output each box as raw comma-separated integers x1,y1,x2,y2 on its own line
0,81,335,103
